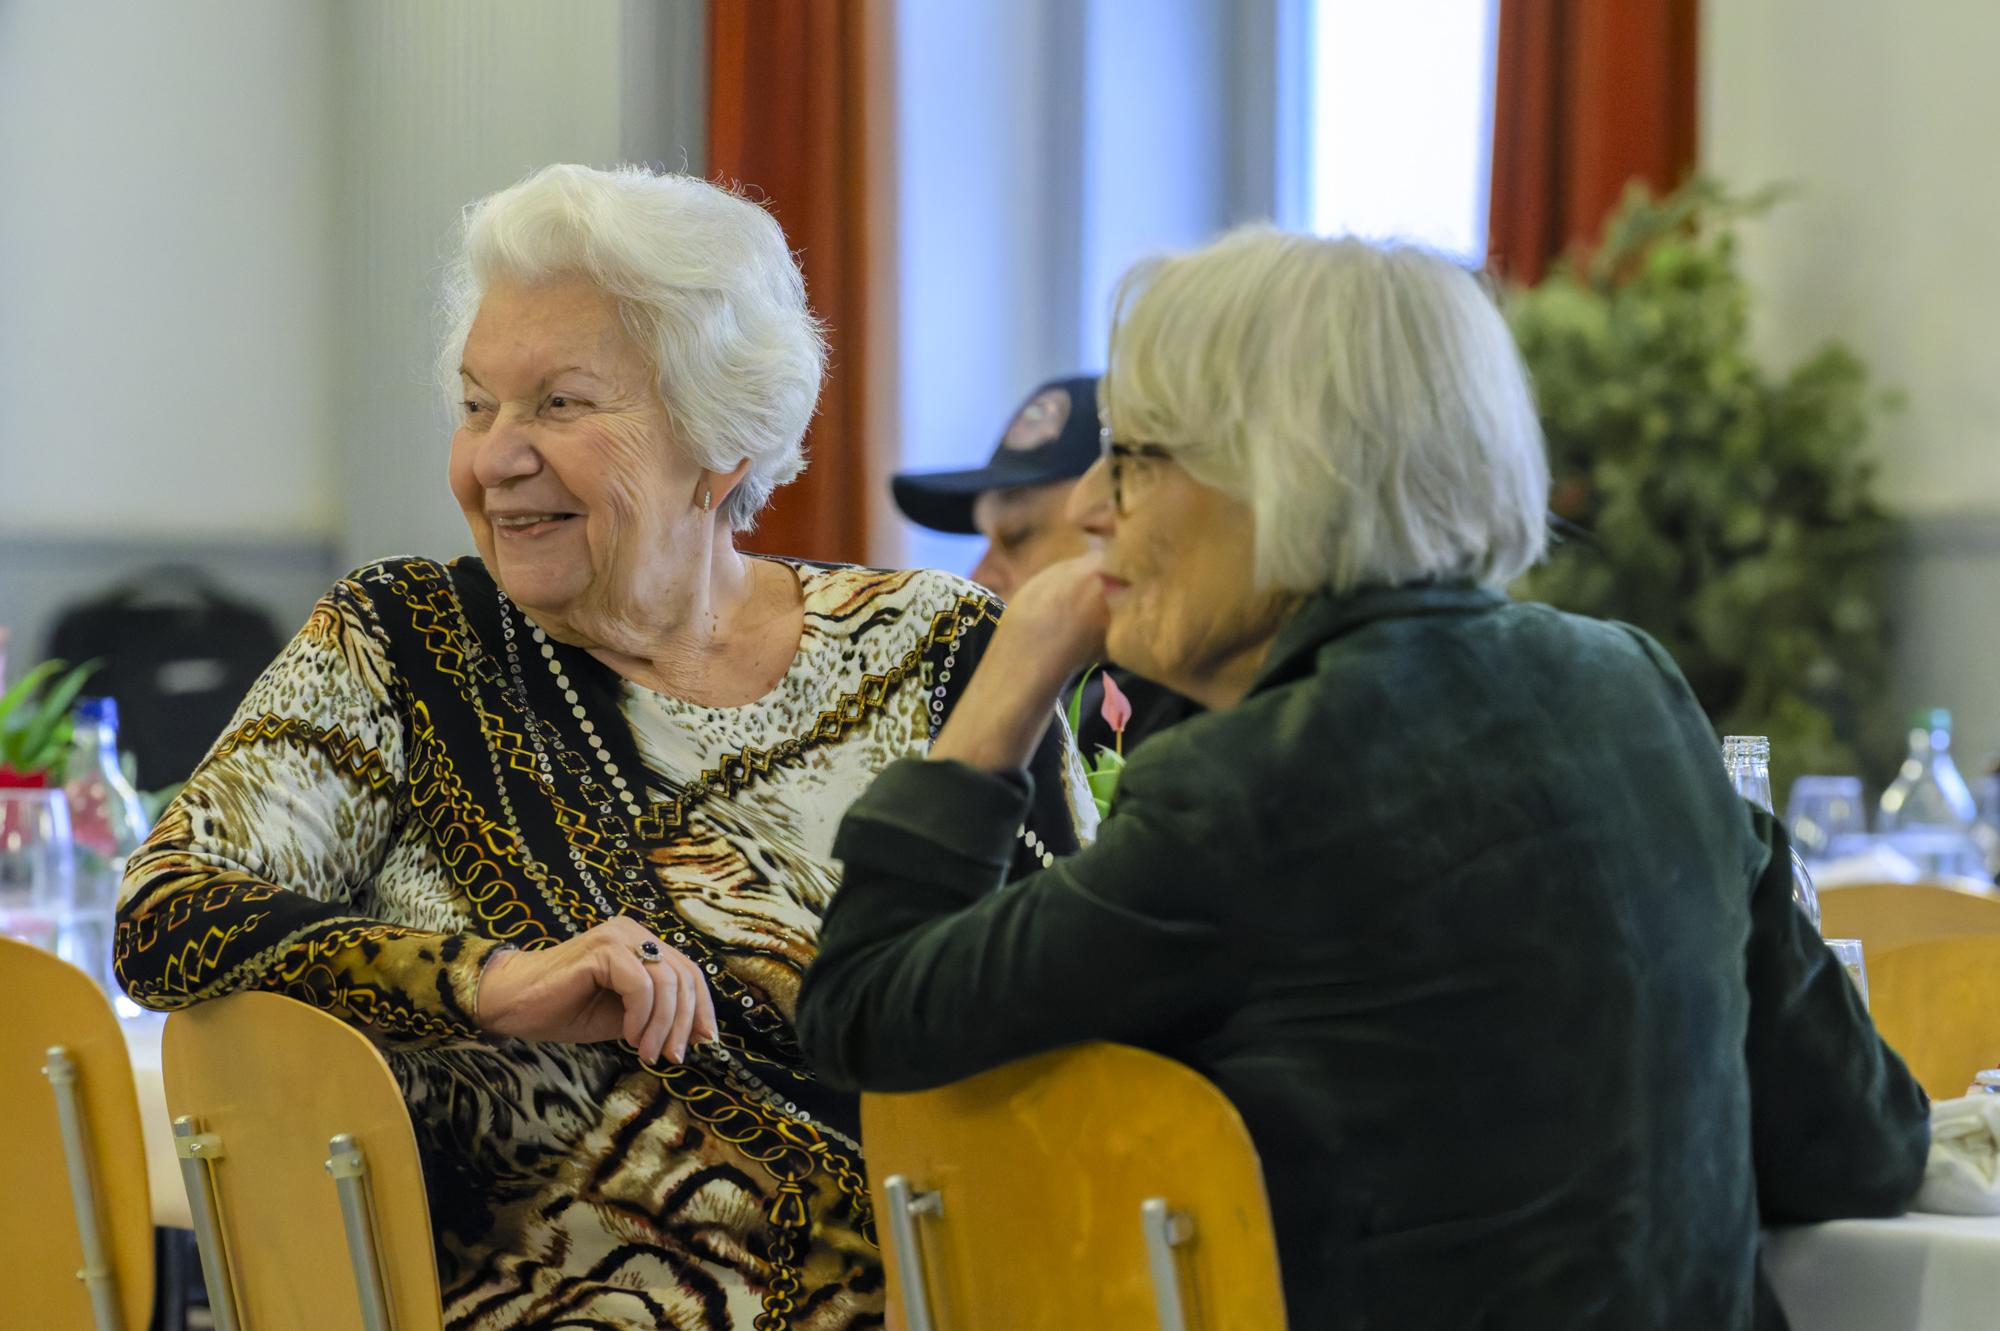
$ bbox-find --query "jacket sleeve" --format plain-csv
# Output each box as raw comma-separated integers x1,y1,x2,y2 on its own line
1743,809,1930,1221
114,577,505,1048
797,754,1235,1092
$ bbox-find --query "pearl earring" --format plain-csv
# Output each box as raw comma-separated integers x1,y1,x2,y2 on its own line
702,489,713,512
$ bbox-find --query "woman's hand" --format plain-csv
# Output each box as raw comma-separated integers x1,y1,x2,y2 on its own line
931,552,1111,772
475,916,719,1064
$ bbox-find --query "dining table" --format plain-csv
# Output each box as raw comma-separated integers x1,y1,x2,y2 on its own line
1768,1211,2000,1331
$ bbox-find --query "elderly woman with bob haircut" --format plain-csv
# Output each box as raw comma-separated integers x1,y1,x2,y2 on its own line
116,165,1087,1330
797,228,1927,1327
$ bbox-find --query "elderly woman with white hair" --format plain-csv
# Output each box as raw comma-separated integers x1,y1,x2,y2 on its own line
796,228,1927,1327
116,165,1087,1330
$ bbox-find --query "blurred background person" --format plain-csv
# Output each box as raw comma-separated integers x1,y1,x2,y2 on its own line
798,228,1928,1328
893,374,1201,760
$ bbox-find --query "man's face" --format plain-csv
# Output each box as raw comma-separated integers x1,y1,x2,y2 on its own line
968,479,1091,598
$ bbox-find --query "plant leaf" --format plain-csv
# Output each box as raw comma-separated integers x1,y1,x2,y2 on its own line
1066,665,1099,741
16,661,100,771
0,660,65,732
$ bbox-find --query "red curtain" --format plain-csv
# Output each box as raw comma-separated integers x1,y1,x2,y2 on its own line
1488,0,1699,285
708,0,889,564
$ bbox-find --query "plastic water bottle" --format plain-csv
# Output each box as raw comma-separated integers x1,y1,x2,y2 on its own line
61,697,149,1002
1877,708,1983,878
1724,736,1821,931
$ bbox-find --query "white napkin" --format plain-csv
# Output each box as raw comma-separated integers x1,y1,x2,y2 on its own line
1809,843,1924,888
1914,1094,2000,1215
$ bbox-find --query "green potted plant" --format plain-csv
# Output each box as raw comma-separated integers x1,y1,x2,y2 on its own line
0,660,100,787
1505,179,1900,797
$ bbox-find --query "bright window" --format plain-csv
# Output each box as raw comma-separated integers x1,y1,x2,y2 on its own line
1310,0,1500,264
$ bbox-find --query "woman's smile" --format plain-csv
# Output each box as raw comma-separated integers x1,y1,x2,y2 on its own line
490,510,581,538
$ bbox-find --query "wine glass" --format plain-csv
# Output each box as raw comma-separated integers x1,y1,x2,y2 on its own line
0,788,75,953
1786,776,1867,861
1825,938,1869,1009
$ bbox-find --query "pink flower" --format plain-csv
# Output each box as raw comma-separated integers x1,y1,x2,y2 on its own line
1100,672,1132,744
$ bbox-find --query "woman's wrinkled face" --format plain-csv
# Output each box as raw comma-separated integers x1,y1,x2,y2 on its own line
1070,445,1295,704
449,278,704,641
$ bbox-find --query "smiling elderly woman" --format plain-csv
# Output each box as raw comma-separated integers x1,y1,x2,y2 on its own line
115,165,1087,1330
795,228,1928,1327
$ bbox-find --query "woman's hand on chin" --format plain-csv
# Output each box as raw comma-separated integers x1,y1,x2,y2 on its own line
475,916,719,1065
930,552,1111,772
997,550,1113,677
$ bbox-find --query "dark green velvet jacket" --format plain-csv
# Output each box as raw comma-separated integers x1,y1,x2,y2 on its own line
797,583,1929,1329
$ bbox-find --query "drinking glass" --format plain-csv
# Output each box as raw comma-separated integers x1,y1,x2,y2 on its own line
1786,776,1867,861
1825,938,1868,1009
0,788,75,953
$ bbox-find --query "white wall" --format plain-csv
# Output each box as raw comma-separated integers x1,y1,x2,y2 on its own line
1705,0,2000,770
0,0,338,541
334,0,631,569
895,0,1293,576
1077,0,1232,361
0,0,705,661
895,0,1087,575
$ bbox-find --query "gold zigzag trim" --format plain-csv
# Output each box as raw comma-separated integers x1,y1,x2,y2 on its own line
202,714,398,792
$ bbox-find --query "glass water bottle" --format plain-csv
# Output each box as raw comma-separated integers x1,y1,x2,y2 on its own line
1724,736,1822,932
60,697,149,997
1877,708,1983,878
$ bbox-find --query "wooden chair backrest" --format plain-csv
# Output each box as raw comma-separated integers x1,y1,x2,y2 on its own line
1817,881,2000,955
162,990,442,1331
1866,934,2000,1099
0,936,154,1331
861,1042,1287,1331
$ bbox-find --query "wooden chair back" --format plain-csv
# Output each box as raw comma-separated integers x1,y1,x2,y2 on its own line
1817,880,2000,955
861,1042,1286,1331
0,936,154,1331
1866,934,2000,1100
162,990,442,1331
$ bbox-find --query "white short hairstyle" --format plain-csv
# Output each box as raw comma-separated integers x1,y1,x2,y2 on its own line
1104,226,1549,593
438,164,826,530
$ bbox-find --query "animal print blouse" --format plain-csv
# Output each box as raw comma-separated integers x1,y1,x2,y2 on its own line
117,555,1091,1331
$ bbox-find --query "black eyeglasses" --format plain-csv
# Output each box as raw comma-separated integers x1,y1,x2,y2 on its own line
1098,426,1172,515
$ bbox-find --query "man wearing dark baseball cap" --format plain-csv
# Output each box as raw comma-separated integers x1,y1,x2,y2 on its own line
892,374,1200,761
891,375,1102,598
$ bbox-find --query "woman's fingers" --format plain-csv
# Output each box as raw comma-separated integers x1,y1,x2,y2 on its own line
665,956,702,1063
479,917,718,1062
636,953,680,1065
692,966,719,1044
594,917,717,1065
601,929,662,1053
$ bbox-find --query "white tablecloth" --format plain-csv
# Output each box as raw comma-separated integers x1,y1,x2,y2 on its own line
119,1010,192,1229
1768,1214,2000,1331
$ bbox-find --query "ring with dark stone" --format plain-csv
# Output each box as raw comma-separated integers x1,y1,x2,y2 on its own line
637,940,664,962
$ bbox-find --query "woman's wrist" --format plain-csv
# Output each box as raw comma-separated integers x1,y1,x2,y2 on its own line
932,553,1109,772
473,945,519,1027
929,634,1074,772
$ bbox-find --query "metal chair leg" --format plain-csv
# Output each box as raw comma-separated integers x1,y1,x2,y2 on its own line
172,1116,240,1331
42,1046,122,1331
325,1134,393,1331
1141,1197,1196,1331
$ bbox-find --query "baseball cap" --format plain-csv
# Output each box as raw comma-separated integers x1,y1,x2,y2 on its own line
891,375,1101,535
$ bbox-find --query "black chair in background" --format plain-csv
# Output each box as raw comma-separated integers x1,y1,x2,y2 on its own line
48,566,283,791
